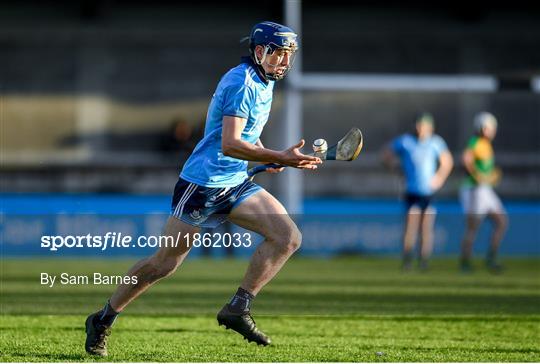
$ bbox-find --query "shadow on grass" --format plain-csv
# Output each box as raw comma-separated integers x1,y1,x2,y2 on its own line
3,290,540,316
120,326,218,335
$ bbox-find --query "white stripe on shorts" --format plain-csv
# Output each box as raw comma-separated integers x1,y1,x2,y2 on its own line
173,183,197,218
233,181,251,199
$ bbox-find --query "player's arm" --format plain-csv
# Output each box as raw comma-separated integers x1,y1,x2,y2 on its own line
254,138,284,173
462,147,494,184
381,143,399,171
381,137,402,173
431,150,453,191
462,139,488,183
221,116,320,169
462,148,501,185
462,148,478,181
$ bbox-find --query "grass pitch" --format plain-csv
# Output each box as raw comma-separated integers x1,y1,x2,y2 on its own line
1,257,539,362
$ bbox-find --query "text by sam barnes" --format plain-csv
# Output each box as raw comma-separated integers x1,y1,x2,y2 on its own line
40,273,137,287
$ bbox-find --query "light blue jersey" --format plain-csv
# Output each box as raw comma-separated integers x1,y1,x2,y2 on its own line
392,134,448,196
181,58,274,187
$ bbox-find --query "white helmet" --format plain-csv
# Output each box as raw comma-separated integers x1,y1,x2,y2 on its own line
474,112,498,133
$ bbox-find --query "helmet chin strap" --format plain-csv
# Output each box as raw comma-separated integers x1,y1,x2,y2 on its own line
252,46,270,81
252,46,287,82
250,57,270,82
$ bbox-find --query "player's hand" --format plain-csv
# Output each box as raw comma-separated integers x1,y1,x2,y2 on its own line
279,139,322,169
490,168,502,185
430,174,445,191
266,166,285,174
474,168,502,185
482,168,502,185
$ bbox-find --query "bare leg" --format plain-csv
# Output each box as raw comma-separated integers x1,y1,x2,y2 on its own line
419,207,436,268
228,190,301,296
486,211,507,271
460,214,482,269
487,212,507,256
109,217,199,311
85,217,199,356
402,207,421,269
214,189,301,346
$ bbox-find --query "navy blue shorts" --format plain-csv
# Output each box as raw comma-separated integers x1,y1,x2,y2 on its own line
170,178,263,228
404,193,433,212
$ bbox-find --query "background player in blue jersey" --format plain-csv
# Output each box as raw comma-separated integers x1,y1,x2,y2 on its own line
383,113,453,271
85,21,321,355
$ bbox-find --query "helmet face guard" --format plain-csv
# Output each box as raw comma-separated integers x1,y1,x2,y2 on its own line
253,42,297,81
248,22,298,81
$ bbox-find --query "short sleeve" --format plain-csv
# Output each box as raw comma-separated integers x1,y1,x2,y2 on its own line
222,84,256,119
466,136,478,151
432,135,449,156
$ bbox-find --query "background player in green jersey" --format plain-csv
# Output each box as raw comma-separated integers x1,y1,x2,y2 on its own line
459,112,507,273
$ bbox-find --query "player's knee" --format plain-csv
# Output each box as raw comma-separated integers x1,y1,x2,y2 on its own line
496,213,508,231
289,226,302,252
279,224,302,253
266,221,301,253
